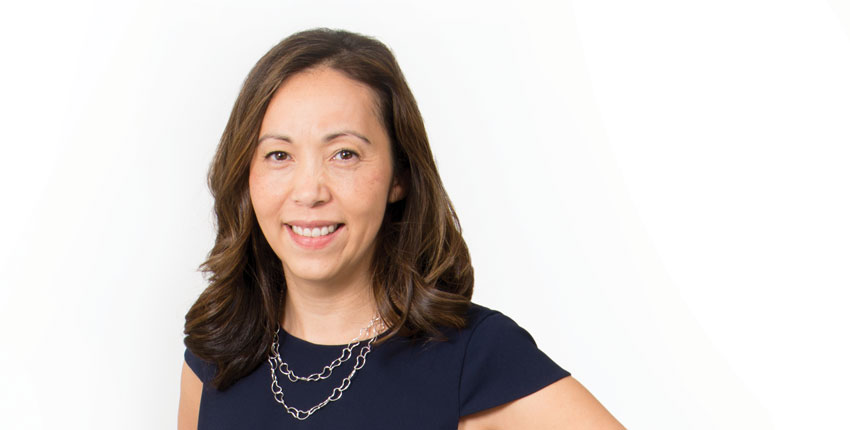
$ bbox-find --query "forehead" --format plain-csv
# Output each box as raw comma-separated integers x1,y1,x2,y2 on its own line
259,66,384,137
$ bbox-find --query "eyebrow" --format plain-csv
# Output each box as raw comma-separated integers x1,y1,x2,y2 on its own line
257,130,372,145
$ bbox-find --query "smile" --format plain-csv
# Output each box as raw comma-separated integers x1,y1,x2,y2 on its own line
285,223,345,250
290,223,342,237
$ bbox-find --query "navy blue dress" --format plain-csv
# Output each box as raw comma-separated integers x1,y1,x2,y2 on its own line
185,303,570,429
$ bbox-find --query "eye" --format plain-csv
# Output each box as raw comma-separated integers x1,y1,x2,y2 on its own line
333,149,359,161
264,151,290,162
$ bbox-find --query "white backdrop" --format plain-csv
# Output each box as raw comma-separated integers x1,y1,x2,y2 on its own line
1,1,848,428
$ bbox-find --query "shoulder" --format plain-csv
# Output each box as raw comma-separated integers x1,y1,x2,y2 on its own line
462,302,502,333
462,302,528,335
458,303,541,358
460,302,553,361
457,302,571,417
456,305,623,429
183,346,218,386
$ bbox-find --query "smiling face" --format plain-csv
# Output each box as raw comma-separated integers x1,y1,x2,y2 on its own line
249,66,405,290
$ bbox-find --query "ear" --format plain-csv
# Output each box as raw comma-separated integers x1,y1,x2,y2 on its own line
388,170,409,203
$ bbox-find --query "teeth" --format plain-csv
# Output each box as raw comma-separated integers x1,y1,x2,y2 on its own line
292,224,338,237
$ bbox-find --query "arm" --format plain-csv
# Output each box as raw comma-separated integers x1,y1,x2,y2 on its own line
458,376,624,430
178,360,202,430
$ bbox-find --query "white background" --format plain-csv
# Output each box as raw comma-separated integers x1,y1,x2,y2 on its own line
1,1,848,428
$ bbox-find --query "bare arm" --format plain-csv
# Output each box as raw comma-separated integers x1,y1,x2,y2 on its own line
458,376,624,430
178,360,202,430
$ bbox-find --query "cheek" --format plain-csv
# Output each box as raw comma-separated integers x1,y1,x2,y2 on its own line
363,171,392,215
249,171,280,217
335,171,389,219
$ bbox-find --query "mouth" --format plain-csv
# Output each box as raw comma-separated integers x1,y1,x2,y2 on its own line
284,223,345,250
285,223,345,238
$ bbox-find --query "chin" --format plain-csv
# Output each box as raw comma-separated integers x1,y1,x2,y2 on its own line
284,262,338,283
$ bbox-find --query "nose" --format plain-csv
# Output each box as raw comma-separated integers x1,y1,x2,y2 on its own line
290,160,330,207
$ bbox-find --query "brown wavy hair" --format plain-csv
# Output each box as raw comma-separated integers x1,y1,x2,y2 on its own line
183,28,474,390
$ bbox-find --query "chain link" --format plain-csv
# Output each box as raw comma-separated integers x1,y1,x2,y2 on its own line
271,316,382,382
268,317,385,421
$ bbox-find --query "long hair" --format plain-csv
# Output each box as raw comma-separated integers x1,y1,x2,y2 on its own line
184,28,474,390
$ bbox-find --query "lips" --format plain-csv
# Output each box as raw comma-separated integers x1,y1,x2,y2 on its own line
285,223,344,250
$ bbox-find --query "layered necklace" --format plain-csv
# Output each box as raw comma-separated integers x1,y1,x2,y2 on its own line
267,315,386,420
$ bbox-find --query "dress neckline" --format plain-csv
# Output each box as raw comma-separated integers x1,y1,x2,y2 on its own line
278,325,393,349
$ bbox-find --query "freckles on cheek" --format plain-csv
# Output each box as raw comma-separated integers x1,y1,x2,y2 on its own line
365,169,390,188
350,173,382,201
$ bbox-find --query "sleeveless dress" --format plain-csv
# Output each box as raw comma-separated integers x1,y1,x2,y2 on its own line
184,303,570,429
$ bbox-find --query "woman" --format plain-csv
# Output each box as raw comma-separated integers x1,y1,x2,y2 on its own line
179,28,624,429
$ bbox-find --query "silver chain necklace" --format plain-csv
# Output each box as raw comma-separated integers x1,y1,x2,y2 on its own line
267,316,385,420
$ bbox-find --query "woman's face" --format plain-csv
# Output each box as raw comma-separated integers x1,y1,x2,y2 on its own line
249,66,405,288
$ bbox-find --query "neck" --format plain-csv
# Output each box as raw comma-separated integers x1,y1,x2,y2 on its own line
281,270,382,346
